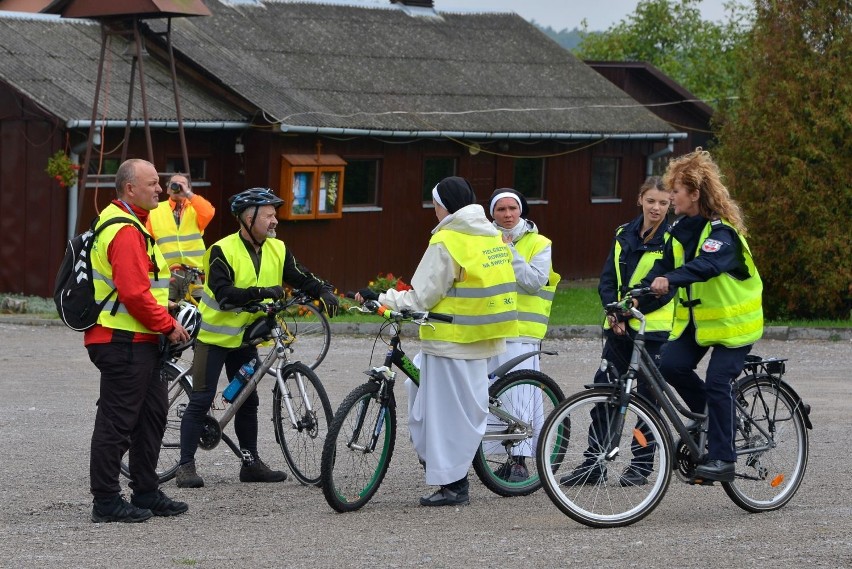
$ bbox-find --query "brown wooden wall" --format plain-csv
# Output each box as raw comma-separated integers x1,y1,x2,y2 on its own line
1,88,665,298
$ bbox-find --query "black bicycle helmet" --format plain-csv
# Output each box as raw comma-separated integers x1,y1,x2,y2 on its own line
228,187,284,215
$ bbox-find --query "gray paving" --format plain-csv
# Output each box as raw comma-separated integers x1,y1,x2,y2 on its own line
0,322,849,568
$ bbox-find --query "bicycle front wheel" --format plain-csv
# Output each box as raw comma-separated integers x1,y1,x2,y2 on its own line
320,382,397,513
722,375,810,512
472,370,565,497
277,301,331,370
536,388,672,528
272,362,333,485
120,362,191,483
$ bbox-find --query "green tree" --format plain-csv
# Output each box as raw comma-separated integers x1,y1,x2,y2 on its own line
573,0,752,107
714,0,852,319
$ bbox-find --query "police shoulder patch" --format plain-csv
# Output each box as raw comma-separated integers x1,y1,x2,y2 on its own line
701,239,724,253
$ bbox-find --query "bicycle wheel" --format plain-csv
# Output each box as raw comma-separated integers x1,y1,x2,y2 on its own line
120,362,191,483
472,370,565,497
272,361,333,485
320,382,397,513
536,388,672,528
277,301,331,370
722,375,809,512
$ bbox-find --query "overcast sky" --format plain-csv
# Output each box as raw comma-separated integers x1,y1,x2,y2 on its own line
439,0,733,31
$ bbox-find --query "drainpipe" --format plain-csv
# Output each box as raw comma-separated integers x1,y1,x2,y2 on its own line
68,130,101,239
646,138,675,177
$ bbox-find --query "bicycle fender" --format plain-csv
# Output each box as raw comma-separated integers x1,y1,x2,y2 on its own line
777,378,813,430
489,349,558,379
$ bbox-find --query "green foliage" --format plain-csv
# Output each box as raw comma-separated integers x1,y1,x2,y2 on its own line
573,0,753,106
714,0,852,319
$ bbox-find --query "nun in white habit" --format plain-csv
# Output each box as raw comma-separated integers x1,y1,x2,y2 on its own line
356,176,514,507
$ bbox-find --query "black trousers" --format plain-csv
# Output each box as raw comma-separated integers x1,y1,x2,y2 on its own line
88,341,166,499
179,341,260,465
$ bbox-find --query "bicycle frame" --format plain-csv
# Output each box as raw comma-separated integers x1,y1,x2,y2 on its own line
601,293,809,468
347,318,543,454
219,306,318,433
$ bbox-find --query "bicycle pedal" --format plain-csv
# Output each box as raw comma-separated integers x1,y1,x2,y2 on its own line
688,476,715,486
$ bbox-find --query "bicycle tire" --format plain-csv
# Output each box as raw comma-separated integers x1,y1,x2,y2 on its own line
272,361,333,485
120,363,191,483
320,382,397,513
722,375,809,512
472,370,565,497
277,301,331,370
536,388,672,528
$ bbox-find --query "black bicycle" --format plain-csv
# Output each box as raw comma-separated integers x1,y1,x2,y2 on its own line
536,288,812,528
320,299,566,512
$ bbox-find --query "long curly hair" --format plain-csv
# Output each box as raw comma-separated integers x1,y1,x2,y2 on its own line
662,149,747,235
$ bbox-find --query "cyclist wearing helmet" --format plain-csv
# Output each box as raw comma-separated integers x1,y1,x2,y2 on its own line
176,187,339,488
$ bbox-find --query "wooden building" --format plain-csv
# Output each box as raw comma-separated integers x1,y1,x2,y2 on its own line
0,1,687,298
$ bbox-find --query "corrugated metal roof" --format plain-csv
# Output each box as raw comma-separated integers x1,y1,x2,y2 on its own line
0,13,247,123
150,1,674,135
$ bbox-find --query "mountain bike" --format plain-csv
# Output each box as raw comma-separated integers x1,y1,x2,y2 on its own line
172,270,330,370
535,288,812,528
120,298,333,485
320,299,565,512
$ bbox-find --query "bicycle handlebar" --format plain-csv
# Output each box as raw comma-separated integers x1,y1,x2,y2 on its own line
347,295,453,324
604,287,654,314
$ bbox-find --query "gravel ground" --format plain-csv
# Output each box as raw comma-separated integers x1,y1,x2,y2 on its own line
0,322,849,568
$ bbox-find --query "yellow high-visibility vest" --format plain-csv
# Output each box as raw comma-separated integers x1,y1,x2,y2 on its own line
197,233,285,348
670,219,763,347
91,204,169,333
512,232,560,340
611,227,674,334
419,230,518,344
148,200,206,268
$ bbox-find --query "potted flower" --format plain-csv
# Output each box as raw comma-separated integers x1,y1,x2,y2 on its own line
45,150,80,189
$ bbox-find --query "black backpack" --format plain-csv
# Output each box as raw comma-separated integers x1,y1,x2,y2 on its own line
54,215,153,331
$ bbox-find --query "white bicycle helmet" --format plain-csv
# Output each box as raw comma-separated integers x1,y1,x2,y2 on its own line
170,301,201,356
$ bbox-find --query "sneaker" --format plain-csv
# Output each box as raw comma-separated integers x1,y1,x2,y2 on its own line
91,495,152,523
693,459,735,483
559,463,607,486
419,477,470,507
175,461,204,488
131,489,189,517
618,465,649,487
239,455,287,483
494,457,529,482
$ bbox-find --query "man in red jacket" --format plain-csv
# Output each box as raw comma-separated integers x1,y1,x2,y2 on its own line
86,158,190,523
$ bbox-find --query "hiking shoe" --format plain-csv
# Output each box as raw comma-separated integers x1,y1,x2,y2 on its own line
175,461,204,488
91,495,152,523
131,489,188,517
619,465,649,487
495,459,530,483
239,456,287,483
559,463,607,486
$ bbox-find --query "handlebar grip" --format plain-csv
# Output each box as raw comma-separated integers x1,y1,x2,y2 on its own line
427,312,453,323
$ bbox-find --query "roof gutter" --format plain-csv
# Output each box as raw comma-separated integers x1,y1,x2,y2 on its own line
65,120,251,129
275,124,687,141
